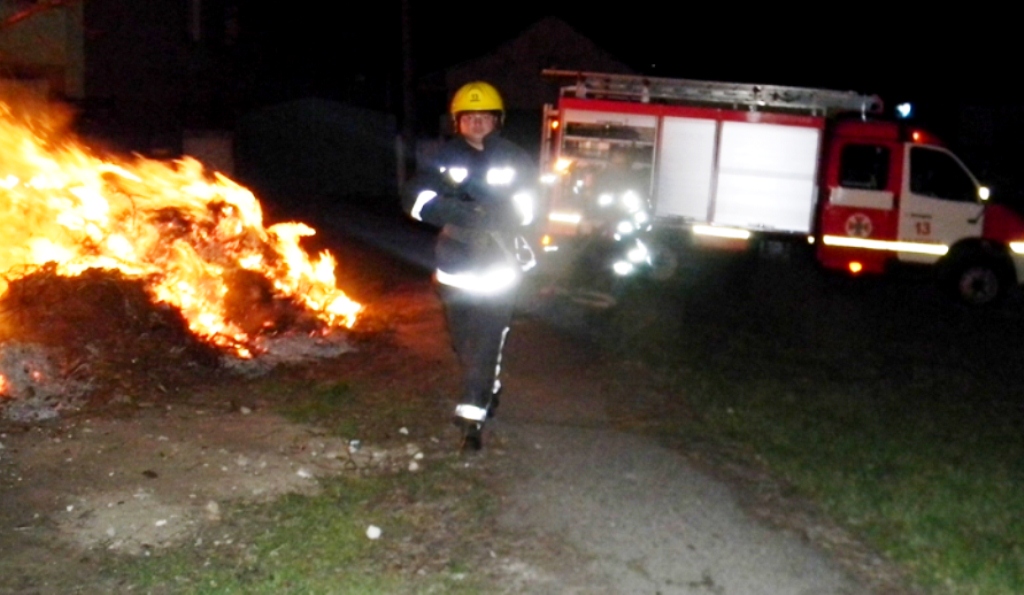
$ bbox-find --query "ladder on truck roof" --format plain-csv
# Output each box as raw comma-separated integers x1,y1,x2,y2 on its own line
543,69,884,117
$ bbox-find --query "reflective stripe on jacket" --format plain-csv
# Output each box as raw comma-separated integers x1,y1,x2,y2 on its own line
401,134,538,293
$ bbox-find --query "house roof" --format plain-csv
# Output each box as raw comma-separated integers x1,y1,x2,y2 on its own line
428,16,635,110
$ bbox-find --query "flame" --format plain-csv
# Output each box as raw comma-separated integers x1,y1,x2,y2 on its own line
0,100,361,357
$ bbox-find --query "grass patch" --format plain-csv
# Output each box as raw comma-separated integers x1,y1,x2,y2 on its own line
249,368,450,442
685,376,1024,594
105,464,495,594
276,381,358,425
600,256,1024,594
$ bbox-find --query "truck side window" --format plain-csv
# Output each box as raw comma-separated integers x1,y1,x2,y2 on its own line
839,144,889,190
909,147,977,203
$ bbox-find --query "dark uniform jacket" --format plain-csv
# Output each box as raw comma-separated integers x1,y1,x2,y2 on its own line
402,134,538,286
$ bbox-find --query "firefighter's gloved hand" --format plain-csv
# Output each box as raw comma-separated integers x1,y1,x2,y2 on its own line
461,178,494,203
473,201,517,231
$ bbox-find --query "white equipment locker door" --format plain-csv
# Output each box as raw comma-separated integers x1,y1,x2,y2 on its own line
654,117,717,220
713,121,820,233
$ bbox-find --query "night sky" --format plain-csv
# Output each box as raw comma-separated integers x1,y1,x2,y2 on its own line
237,3,1021,110
228,3,1024,194
406,5,1017,105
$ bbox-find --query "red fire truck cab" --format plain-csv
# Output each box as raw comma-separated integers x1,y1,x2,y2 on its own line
539,71,1024,305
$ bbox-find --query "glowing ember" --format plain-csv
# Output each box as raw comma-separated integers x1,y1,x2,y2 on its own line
0,99,361,357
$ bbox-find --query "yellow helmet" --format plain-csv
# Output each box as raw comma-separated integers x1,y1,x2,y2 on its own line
450,81,504,117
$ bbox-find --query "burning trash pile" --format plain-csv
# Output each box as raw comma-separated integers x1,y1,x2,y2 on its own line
0,97,362,420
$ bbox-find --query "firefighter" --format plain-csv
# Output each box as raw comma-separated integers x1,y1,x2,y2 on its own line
596,146,647,200
567,145,653,295
402,81,537,450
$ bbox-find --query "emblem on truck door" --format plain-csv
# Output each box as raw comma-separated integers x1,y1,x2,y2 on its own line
845,213,873,238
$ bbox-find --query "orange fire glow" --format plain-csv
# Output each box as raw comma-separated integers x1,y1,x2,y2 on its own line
0,99,361,357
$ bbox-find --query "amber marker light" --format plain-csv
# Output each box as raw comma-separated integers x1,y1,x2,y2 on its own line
540,234,559,252
848,261,864,274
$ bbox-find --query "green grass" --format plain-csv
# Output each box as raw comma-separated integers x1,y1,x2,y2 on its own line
598,256,1024,594
254,373,449,442
274,380,364,438
106,464,494,594
700,379,1024,594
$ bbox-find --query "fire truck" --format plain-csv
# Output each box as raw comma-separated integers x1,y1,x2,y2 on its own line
538,70,1024,305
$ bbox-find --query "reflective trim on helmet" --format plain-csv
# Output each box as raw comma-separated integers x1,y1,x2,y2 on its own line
454,403,488,422
411,190,437,222
436,265,518,294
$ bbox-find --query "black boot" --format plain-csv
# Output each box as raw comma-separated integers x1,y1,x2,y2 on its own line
459,420,483,451
486,387,502,420
453,404,487,451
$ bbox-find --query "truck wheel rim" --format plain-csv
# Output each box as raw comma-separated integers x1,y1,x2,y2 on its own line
959,267,999,305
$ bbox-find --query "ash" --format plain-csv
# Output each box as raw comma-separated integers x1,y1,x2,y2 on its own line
220,330,355,376
0,342,92,422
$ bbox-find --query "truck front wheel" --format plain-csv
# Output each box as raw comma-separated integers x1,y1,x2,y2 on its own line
950,258,1011,306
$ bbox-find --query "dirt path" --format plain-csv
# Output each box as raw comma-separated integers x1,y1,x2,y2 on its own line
492,318,863,594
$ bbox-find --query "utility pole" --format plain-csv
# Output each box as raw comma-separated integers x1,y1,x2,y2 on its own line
399,0,414,186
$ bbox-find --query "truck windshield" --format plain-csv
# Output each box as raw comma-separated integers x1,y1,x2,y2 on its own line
909,147,977,203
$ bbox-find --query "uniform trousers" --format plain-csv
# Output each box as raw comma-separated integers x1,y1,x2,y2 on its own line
438,282,517,409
